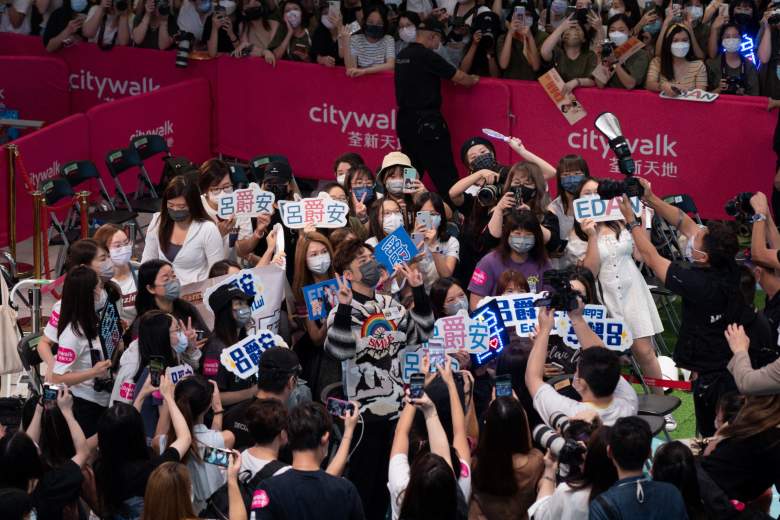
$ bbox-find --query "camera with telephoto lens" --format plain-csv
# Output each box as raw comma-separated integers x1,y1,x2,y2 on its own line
597,177,644,200
593,113,642,200
534,269,580,311
600,39,616,59
473,11,500,50
725,192,755,219
156,0,170,15
769,9,780,24
724,75,745,94
175,31,194,68
533,413,589,479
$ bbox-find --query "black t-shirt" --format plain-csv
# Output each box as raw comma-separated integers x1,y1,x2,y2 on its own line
664,262,742,372
701,427,780,502
254,469,365,520
224,395,259,451
763,289,780,348
31,460,84,520
310,24,342,64
203,14,235,52
453,193,499,288
43,7,86,46
114,447,181,503
202,334,257,397
395,42,457,111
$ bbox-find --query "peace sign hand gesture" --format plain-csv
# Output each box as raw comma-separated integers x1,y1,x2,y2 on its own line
335,273,353,306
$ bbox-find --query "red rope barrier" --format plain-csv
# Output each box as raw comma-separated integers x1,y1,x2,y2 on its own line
623,375,692,391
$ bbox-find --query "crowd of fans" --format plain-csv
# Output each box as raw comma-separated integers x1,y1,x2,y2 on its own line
4,0,780,95
0,135,780,520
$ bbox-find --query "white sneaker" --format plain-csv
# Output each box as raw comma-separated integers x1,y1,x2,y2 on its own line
664,414,678,432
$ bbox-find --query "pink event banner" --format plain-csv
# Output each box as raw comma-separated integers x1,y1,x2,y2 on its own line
86,77,212,194
215,59,512,180
509,83,776,219
0,56,71,124
0,114,91,246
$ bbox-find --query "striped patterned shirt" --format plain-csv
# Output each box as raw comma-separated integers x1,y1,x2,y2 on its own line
350,34,395,68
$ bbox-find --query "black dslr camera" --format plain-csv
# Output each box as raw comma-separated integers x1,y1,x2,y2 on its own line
175,31,195,68
723,75,745,94
594,112,643,200
156,0,170,15
725,192,754,219
597,176,644,199
534,269,580,312
533,413,590,480
600,39,616,59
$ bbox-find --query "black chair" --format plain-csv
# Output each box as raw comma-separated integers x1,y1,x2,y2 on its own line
131,134,171,196
637,393,681,442
41,178,81,275
16,333,47,395
105,146,162,217
637,414,665,437
59,160,140,239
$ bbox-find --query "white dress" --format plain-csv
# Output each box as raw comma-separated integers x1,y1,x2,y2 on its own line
596,228,663,340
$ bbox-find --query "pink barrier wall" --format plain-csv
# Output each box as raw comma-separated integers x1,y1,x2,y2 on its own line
508,82,776,218
0,114,91,245
0,56,71,124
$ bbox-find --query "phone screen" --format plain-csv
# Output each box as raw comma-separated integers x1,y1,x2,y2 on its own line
327,397,354,416
43,385,60,403
203,446,231,467
514,6,525,18
409,373,425,399
416,211,431,229
495,375,512,397
403,168,417,192
149,357,164,387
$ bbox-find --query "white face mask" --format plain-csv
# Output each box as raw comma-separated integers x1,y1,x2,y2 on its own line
95,289,107,311
285,9,302,27
607,7,624,18
671,41,690,58
306,252,331,274
609,30,628,45
383,213,404,234
722,37,741,53
99,260,114,281
399,25,416,42
336,173,346,185
110,245,132,266
321,14,335,29
686,5,703,20
220,0,236,15
385,178,404,195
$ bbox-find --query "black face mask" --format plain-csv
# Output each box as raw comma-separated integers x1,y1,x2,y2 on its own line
265,183,289,200
734,12,752,26
244,6,264,20
470,152,497,172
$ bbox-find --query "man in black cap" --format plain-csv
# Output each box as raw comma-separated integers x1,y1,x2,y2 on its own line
395,16,480,200
223,346,309,450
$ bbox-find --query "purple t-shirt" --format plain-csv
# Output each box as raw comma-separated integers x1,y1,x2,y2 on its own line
467,250,551,297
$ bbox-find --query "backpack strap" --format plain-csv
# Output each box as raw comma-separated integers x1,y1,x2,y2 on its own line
595,494,622,519
251,460,289,485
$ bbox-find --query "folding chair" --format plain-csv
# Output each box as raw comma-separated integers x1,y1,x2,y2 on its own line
105,146,162,217
130,134,171,197
16,333,46,395
42,178,81,276
59,160,140,243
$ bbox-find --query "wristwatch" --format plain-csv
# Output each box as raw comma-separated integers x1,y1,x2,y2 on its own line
750,213,767,223
626,220,642,232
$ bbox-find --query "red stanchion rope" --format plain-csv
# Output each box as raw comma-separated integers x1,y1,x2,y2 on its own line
623,374,692,391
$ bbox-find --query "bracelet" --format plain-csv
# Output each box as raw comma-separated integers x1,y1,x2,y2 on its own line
213,410,224,415
626,220,641,232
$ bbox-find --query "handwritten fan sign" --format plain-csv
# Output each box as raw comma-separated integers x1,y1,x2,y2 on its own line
659,88,719,103
374,226,419,272
591,37,645,84
220,330,289,380
202,268,276,319
573,194,643,223
216,182,276,219
539,68,587,125
278,193,349,229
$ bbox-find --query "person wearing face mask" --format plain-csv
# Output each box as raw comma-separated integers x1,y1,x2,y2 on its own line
542,0,569,34
131,0,176,49
366,198,406,247
204,0,241,56
758,4,780,97
497,1,546,80
729,0,760,44
50,266,113,437
311,2,345,65
43,0,90,52
177,0,216,44
395,10,420,54
274,0,313,61
430,277,469,319
198,159,254,261
325,238,433,519
291,232,338,396
341,5,396,77
604,0,641,28
540,13,598,94
377,150,426,224
654,0,706,59
133,259,210,343
615,177,743,438
594,14,650,88
547,154,591,268
94,223,139,324
234,0,282,63
344,164,377,228
707,21,759,94
646,23,707,93
412,192,460,287
142,175,224,285
468,210,552,308
332,152,364,186
81,0,132,47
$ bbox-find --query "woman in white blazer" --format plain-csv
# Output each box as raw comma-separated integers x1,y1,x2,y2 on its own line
141,175,224,285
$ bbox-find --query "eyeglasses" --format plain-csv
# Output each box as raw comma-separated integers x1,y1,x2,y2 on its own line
208,185,233,195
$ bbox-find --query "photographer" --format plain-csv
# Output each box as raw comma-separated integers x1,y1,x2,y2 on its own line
759,5,780,97
594,14,650,89
234,0,282,63
131,0,176,49
540,13,598,95
81,0,131,47
615,180,741,437
707,21,759,94
460,11,501,77
526,303,638,426
497,0,544,80
204,0,241,56
42,0,89,53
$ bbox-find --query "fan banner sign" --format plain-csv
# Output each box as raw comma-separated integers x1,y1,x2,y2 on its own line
476,293,633,351
572,194,654,226
401,346,461,383
220,330,289,380
278,194,350,229
374,227,419,273
216,182,275,219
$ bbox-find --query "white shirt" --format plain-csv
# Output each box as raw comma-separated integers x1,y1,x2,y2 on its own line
388,454,471,520
528,482,591,520
53,324,110,407
85,5,130,45
111,273,138,324
44,300,62,343
0,0,32,34
532,377,638,427
176,0,205,41
201,194,253,259
110,339,140,406
141,213,225,285
239,450,291,479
